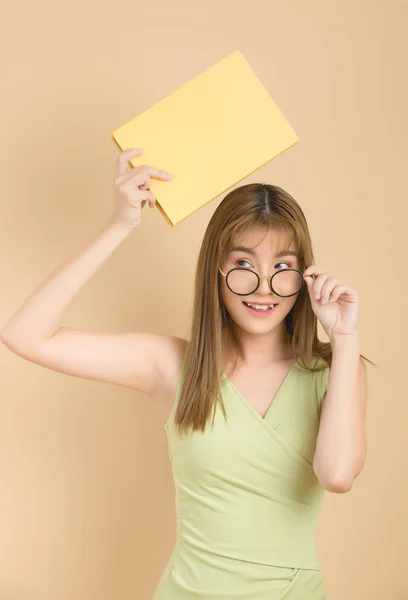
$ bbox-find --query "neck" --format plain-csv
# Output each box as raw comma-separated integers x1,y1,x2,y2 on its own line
223,323,295,370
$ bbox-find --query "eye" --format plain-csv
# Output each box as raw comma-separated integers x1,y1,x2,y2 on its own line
276,261,292,270
236,259,253,268
236,260,293,269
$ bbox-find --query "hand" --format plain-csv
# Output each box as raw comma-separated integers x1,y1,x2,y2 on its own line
112,148,173,230
303,266,359,340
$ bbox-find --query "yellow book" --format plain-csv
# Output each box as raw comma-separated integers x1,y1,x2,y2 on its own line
110,50,299,227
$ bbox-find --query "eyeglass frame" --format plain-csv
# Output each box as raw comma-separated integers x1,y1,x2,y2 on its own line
218,266,305,298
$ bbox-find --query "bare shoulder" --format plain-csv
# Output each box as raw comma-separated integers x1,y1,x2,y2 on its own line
151,335,188,424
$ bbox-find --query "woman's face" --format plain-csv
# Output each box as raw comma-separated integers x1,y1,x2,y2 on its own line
219,227,302,335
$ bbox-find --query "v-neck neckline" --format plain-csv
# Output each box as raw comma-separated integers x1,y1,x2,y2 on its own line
222,358,299,422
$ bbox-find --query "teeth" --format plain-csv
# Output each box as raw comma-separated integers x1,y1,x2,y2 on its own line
246,302,275,311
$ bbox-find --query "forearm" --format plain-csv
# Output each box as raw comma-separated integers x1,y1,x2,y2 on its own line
1,218,132,347
313,333,368,492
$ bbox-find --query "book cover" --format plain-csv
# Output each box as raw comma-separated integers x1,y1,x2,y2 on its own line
111,50,299,227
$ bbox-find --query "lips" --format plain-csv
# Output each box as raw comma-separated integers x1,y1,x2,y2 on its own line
242,301,279,315
243,301,278,308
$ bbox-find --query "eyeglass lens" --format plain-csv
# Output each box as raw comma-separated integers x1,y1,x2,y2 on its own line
226,269,303,296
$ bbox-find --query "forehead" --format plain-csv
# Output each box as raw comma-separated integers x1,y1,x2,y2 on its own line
228,227,297,258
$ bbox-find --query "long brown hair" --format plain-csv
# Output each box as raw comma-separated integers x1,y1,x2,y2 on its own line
174,183,375,435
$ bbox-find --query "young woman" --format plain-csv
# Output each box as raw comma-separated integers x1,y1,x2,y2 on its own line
1,148,371,599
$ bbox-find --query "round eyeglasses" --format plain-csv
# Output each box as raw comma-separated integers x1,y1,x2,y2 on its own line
218,266,305,297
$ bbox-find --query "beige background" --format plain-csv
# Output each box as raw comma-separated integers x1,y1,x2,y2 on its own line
1,1,407,598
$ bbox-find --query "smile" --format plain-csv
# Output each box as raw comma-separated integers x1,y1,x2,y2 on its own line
242,301,279,315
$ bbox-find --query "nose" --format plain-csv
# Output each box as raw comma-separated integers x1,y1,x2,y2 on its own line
257,274,275,296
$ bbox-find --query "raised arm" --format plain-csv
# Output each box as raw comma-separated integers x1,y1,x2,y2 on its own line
0,149,178,398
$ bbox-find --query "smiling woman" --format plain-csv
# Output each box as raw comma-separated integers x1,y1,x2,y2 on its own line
1,157,371,600
154,181,372,599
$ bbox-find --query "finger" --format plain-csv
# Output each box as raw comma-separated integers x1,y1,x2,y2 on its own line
303,265,326,278
117,170,151,190
330,284,351,302
134,166,172,181
320,278,340,303
139,190,156,208
135,174,151,190
307,272,330,300
116,165,173,187
129,188,154,204
114,148,144,177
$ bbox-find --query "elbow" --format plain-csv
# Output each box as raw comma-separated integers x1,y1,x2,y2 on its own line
0,329,13,348
313,463,355,493
321,476,354,494
1,329,29,356
0,323,18,346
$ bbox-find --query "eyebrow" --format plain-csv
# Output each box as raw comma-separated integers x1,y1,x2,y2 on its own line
228,246,298,259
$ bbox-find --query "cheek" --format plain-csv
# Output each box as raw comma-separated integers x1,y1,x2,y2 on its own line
220,282,232,305
220,281,240,311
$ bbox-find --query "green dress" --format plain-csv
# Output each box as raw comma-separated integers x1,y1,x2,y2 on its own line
153,349,331,599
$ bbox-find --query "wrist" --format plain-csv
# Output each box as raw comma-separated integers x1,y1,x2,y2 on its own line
107,216,137,235
330,331,360,352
